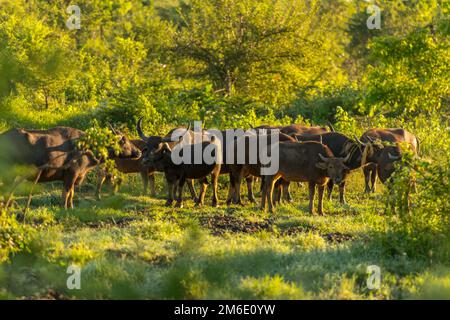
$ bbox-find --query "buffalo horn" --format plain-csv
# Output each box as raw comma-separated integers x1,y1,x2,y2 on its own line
136,117,150,142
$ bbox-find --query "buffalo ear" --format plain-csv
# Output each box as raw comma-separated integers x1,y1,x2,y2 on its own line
315,162,327,170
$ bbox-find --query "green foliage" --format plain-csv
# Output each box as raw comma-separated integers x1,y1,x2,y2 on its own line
382,146,450,260
333,106,359,136
76,120,121,175
173,0,347,103
0,211,34,262
77,121,121,160
363,28,449,116
0,6,76,108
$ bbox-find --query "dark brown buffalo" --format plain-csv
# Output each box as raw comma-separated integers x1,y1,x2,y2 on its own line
137,118,200,201
201,129,263,205
0,126,141,209
358,128,419,192
293,132,363,204
141,138,221,208
375,146,403,184
255,141,350,214
96,139,155,199
227,131,296,205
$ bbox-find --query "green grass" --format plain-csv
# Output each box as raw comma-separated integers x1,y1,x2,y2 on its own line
0,170,449,300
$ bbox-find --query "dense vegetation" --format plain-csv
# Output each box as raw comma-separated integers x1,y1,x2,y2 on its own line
0,0,449,299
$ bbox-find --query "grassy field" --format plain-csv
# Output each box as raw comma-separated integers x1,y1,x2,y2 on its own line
1,169,448,300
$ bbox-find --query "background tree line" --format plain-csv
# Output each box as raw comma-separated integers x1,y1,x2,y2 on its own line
0,0,448,133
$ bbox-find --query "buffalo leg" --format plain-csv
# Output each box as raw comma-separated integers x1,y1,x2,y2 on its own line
317,184,325,215
327,180,334,201
187,179,198,202
113,176,122,195
69,186,75,209
267,177,276,214
211,167,221,207
232,172,244,205
363,165,374,193
226,173,235,205
69,174,78,209
140,171,149,195
273,179,282,205
197,178,208,206
282,181,293,203
308,182,316,215
148,172,156,196
260,177,267,212
63,175,77,210
261,176,275,213
175,177,186,208
165,175,176,206
246,176,256,203
96,172,106,200
370,168,377,193
339,181,347,204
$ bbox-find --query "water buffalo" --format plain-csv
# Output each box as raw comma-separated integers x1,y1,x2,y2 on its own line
0,126,141,209
96,139,156,199
137,118,201,201
375,146,403,184
257,141,350,214
227,130,296,205
293,132,364,204
358,128,419,192
141,137,222,208
201,129,275,205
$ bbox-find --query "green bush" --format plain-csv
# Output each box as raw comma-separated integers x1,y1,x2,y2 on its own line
0,211,34,262
381,146,450,261
76,120,122,176
363,28,449,117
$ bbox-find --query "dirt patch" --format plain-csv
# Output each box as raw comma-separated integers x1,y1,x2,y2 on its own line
280,225,319,236
200,215,272,236
324,232,354,243
85,217,137,229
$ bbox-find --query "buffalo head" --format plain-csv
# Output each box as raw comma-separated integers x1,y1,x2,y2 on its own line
316,153,351,185
137,118,191,167
377,146,402,183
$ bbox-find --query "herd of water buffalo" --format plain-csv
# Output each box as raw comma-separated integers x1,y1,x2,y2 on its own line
0,119,419,215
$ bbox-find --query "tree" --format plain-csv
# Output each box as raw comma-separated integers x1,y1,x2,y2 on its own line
0,9,76,109
363,27,449,116
173,0,344,103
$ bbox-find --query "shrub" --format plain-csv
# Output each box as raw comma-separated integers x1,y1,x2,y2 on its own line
381,146,450,261
0,211,34,262
333,106,360,136
76,120,122,176
363,28,449,117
